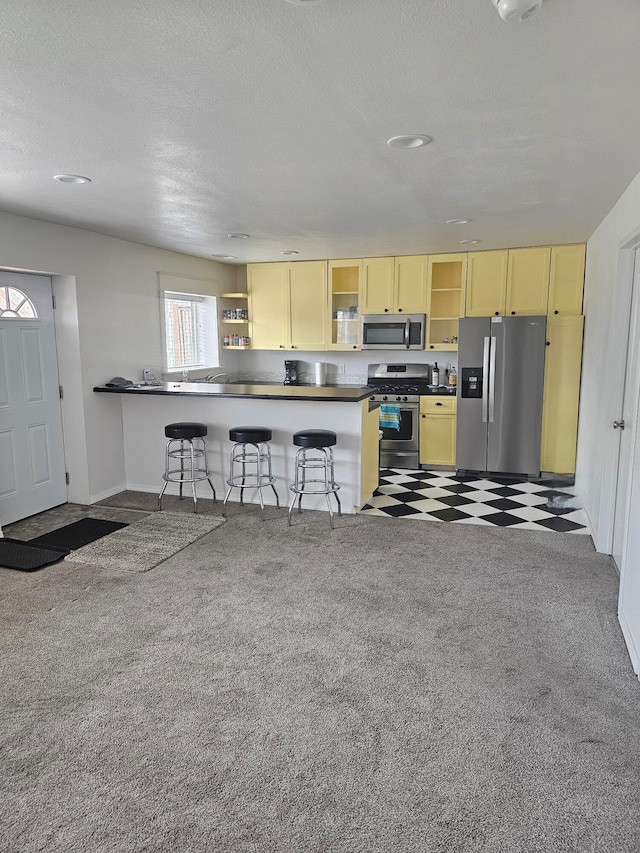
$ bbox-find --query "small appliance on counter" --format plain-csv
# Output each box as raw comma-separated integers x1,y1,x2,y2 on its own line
284,359,300,385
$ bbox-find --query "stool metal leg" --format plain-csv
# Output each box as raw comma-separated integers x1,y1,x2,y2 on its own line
159,434,216,513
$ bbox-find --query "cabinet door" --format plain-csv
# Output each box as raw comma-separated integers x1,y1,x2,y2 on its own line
395,255,428,314
506,247,550,315
289,261,328,351
541,315,584,474
548,244,585,316
465,251,508,317
248,263,287,350
361,257,395,314
360,400,380,504
419,415,456,466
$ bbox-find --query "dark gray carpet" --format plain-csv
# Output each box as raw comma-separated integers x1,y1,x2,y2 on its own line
1,507,638,853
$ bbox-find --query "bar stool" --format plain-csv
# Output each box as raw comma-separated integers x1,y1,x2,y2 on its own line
223,426,280,520
288,429,342,529
158,422,216,512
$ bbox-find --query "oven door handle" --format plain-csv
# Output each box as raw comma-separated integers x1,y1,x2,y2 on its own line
404,318,411,349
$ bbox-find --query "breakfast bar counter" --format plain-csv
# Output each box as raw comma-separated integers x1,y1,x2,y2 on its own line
94,382,380,515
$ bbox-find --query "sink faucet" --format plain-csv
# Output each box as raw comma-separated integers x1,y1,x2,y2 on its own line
205,372,227,382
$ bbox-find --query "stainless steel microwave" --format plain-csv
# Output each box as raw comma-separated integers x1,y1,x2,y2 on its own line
361,314,426,350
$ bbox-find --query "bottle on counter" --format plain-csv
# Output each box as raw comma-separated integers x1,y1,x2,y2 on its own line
449,366,457,387
432,362,439,386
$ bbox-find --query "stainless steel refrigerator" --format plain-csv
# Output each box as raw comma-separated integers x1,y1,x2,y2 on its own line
456,315,547,477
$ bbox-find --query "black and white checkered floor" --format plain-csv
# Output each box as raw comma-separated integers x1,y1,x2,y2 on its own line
360,469,589,534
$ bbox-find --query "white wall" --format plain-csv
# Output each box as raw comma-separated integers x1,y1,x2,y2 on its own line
0,211,236,508
575,169,640,550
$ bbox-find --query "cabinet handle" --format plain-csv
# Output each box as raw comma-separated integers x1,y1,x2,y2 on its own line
546,341,550,346
352,345,357,349
495,311,500,316
430,345,434,350
279,344,285,348
435,402,443,406
384,308,389,312
421,414,425,419
554,310,559,315
511,311,516,315
398,308,403,312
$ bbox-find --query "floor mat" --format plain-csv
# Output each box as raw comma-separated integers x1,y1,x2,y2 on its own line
0,538,70,572
29,518,129,550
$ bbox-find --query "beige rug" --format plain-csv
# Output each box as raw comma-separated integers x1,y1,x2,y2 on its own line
66,511,225,572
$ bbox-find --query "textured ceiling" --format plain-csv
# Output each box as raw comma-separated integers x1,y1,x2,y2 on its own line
1,0,640,263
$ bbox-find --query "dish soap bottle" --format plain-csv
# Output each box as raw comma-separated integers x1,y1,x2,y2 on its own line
432,362,439,386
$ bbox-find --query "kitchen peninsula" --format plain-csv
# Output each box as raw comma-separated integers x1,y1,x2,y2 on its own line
94,381,380,514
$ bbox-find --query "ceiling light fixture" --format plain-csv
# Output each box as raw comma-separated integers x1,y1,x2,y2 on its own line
53,174,91,184
491,0,542,22
386,135,432,149
227,233,250,239
446,219,472,225
281,250,299,256
459,239,480,244
284,0,324,5
211,254,237,260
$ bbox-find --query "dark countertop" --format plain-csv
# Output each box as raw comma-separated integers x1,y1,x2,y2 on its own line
93,381,374,403
94,381,458,402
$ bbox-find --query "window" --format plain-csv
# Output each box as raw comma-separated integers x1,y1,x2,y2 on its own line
0,285,37,318
162,291,218,373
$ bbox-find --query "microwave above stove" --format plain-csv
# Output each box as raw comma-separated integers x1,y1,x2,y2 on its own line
361,313,426,350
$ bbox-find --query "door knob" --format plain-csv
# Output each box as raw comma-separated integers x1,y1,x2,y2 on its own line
613,420,625,430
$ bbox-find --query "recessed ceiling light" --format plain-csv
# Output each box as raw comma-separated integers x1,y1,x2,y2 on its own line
459,239,480,244
386,135,432,149
227,233,250,239
446,219,472,225
281,250,299,256
211,254,237,260
284,0,323,5
53,174,91,184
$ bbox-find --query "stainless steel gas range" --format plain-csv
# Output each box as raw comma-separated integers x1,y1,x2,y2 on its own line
367,362,455,469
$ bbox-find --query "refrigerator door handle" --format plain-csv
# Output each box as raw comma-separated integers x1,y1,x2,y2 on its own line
482,336,490,423
404,318,410,349
488,335,497,423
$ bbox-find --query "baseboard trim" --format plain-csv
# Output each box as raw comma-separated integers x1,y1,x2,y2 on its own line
618,608,640,679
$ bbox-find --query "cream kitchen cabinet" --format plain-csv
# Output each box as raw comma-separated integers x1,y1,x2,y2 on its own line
505,246,551,315
426,253,467,351
548,244,586,316
248,261,327,350
361,255,428,315
419,396,457,467
541,314,584,474
328,259,361,350
466,247,551,317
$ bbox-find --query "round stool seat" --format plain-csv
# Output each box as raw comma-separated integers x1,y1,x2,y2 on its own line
293,429,337,449
229,426,272,444
165,422,207,440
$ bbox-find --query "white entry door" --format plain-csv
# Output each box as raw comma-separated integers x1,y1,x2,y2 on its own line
612,249,640,568
0,272,67,525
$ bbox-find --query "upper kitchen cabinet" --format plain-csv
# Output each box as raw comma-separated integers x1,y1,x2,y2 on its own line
328,259,361,350
505,246,551,315
288,261,328,350
465,250,508,317
361,255,428,314
395,255,429,314
426,253,467,350
361,257,395,314
548,244,586,316
248,263,287,350
248,261,327,350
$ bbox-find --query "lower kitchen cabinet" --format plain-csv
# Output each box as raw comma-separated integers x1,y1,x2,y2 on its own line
419,396,457,467
541,315,584,474
360,400,381,504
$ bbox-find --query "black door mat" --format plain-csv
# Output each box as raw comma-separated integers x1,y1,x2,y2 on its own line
29,518,129,551
0,538,70,572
